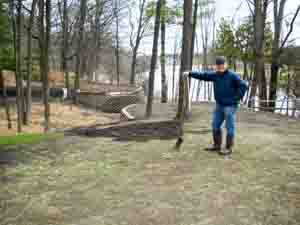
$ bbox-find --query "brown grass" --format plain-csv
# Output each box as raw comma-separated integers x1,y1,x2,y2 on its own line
1,104,300,225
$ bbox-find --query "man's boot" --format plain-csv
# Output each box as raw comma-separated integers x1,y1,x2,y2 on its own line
205,132,222,151
220,135,234,155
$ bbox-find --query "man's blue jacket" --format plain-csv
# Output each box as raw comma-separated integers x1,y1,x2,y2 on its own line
189,69,249,106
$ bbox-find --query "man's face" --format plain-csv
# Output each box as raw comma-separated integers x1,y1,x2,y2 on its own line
216,64,226,73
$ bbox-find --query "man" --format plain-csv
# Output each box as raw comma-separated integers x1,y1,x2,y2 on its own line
183,56,248,155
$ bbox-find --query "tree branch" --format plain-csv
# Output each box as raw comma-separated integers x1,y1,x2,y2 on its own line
22,4,31,14
279,5,300,53
245,0,254,17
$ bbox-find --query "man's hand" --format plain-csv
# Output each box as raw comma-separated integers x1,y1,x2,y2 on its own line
237,100,245,109
182,71,190,79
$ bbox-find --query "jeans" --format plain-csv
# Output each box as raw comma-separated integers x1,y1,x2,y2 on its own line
212,103,238,138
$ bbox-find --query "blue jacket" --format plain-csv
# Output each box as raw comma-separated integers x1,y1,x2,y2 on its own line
190,69,249,106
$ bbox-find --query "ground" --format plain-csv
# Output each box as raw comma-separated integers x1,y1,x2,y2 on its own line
0,103,300,225
0,102,120,135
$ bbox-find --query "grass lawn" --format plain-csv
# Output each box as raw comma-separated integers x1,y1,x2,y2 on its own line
0,104,299,225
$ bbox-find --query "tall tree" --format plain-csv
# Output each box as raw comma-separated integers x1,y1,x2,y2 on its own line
0,70,12,129
145,0,181,101
145,0,161,118
15,0,23,132
199,0,215,70
269,2,300,110
75,0,87,94
25,0,38,124
59,0,70,98
129,0,150,85
93,0,104,82
0,1,14,129
190,0,199,69
247,0,269,107
235,17,254,81
38,0,51,131
198,0,215,101
114,0,120,85
160,0,167,102
176,0,193,120
44,0,51,131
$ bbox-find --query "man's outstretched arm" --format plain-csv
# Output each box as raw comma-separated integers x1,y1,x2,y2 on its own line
184,71,217,82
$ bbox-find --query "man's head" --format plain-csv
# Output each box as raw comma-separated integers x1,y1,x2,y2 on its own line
215,56,227,73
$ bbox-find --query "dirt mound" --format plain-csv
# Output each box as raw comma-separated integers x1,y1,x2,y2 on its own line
66,120,182,142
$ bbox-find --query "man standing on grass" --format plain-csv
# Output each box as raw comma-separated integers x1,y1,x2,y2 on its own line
183,56,248,155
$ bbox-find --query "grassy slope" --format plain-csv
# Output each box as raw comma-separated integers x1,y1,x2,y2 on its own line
0,104,299,225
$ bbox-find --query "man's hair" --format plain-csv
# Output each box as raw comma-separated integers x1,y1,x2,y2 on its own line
216,56,226,65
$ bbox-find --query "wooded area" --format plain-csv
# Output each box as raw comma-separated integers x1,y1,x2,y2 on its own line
0,0,300,133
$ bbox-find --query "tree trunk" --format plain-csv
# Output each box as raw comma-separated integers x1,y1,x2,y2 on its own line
61,0,70,98
16,0,23,132
172,36,178,102
269,62,280,109
286,67,290,116
259,66,268,106
25,0,38,124
39,0,51,132
160,0,167,103
176,0,193,120
248,72,257,108
115,0,120,86
39,0,45,128
75,0,87,95
145,0,161,118
129,0,146,85
269,0,287,111
0,71,12,129
254,0,268,109
94,0,102,77
130,48,138,86
44,0,51,132
190,0,199,69
242,60,249,80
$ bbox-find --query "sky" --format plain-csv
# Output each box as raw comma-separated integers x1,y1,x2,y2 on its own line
120,0,300,56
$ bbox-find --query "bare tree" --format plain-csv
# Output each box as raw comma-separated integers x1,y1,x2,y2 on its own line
172,30,180,102
269,2,300,110
145,0,161,118
176,0,193,120
160,0,167,102
15,0,23,132
59,0,71,98
199,0,215,70
198,0,215,101
190,0,199,69
38,0,51,131
25,0,38,124
114,0,120,85
0,71,12,129
129,0,150,85
75,0,87,94
246,0,269,108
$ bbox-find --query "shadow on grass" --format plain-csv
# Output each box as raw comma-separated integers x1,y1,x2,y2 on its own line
185,129,212,135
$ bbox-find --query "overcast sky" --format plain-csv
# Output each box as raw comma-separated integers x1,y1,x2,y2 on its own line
120,0,300,55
